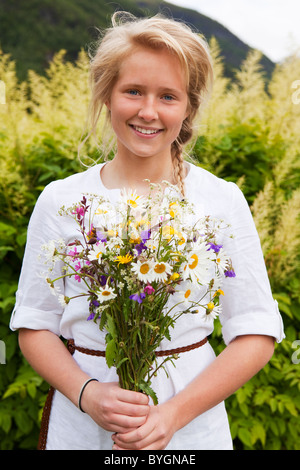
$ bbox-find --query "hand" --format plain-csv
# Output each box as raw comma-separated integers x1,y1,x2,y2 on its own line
112,401,177,450
80,381,150,433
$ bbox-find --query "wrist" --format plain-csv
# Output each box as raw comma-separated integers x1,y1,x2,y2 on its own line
78,378,99,413
161,399,182,435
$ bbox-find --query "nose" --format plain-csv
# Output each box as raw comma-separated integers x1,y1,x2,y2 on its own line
138,96,158,122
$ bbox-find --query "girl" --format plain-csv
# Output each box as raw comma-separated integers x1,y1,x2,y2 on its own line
10,12,284,450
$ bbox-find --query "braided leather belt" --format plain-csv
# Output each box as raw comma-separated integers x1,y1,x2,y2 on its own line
67,337,207,357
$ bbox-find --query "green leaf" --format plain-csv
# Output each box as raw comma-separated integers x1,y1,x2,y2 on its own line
0,413,12,434
139,381,158,406
105,339,117,368
251,422,266,446
238,427,253,448
14,410,32,434
106,314,118,339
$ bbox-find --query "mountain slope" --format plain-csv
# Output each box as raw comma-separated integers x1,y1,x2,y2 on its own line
0,0,274,80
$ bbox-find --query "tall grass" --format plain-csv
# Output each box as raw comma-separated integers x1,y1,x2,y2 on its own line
0,43,299,449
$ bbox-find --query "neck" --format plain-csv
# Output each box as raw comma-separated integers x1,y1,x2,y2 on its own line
102,152,177,195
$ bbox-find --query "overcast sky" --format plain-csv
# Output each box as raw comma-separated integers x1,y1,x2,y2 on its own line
169,0,300,63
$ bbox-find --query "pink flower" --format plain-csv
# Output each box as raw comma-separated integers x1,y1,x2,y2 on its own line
144,285,155,295
68,247,79,259
73,206,85,220
74,262,81,271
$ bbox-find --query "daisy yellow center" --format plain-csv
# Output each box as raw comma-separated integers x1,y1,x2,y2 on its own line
207,302,214,311
130,237,141,244
217,258,221,263
140,263,150,274
184,289,191,299
154,263,166,274
128,198,138,208
101,290,111,297
189,254,198,269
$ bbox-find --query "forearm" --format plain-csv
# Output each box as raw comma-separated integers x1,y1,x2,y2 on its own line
18,328,90,407
18,328,150,433
169,334,275,432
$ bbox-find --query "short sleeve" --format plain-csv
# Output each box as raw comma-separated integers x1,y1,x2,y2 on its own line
10,183,64,335
219,183,285,345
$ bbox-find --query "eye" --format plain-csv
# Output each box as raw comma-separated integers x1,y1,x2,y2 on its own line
127,89,140,96
162,94,175,102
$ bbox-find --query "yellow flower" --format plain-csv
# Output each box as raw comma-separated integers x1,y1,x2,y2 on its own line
107,229,118,237
207,302,215,312
115,253,133,266
95,208,108,215
169,201,180,218
162,225,176,241
129,236,141,244
214,289,225,297
169,272,180,281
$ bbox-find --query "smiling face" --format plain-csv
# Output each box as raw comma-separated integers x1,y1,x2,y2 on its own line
106,47,189,163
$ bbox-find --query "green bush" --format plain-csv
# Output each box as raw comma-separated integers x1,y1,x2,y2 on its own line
0,45,300,449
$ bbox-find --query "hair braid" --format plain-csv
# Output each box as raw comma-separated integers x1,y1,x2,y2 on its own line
172,141,185,198
171,115,194,197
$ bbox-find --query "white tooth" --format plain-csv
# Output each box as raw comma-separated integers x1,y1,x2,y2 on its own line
135,126,158,134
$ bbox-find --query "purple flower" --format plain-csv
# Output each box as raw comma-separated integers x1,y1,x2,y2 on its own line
140,230,151,242
87,312,95,321
96,230,107,243
207,242,223,253
135,241,147,255
225,269,236,278
100,275,107,286
129,292,146,304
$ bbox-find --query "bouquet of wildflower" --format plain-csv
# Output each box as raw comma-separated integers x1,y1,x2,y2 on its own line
42,182,235,404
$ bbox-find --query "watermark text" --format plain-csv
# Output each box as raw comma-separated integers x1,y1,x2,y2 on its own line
291,80,300,105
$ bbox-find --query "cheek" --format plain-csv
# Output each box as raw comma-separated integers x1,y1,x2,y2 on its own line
110,100,137,125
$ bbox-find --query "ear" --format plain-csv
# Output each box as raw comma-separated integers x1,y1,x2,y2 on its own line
105,100,111,111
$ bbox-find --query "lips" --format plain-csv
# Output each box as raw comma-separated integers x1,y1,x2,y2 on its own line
130,124,163,135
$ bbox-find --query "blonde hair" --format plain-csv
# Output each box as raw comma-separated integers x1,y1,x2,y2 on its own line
85,11,213,196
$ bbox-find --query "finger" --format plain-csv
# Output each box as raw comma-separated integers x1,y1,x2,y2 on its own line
112,419,153,447
114,400,149,418
103,415,145,434
110,413,147,433
117,389,149,406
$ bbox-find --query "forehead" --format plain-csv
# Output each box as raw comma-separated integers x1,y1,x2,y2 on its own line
117,47,188,91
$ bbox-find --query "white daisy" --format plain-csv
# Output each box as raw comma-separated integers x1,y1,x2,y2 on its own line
181,242,212,284
120,189,146,211
215,248,230,274
58,294,70,308
202,301,222,321
131,259,155,283
97,285,117,303
152,261,173,282
173,281,199,309
87,241,106,262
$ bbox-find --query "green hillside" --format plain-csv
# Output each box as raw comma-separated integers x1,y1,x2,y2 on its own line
0,0,274,80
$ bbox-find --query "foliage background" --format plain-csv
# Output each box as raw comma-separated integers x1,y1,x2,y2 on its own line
0,38,300,450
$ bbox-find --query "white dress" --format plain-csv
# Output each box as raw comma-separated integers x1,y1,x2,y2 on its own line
10,162,285,450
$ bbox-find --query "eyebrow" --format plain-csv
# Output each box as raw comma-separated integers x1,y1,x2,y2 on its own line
121,83,185,95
